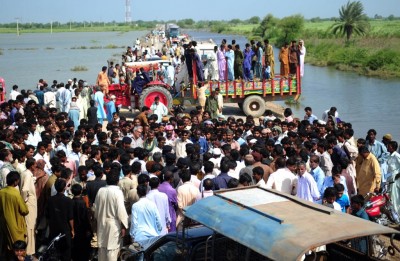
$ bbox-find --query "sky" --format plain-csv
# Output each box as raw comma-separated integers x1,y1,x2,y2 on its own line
1,0,399,23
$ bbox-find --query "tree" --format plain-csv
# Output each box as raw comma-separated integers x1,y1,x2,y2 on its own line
248,16,260,24
276,15,304,46
253,14,279,39
229,19,242,25
331,1,370,41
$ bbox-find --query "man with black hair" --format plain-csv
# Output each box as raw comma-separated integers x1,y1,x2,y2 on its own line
213,160,232,190
197,178,214,200
86,166,107,207
71,183,92,261
94,169,128,261
176,169,199,226
252,166,265,187
130,184,162,243
118,164,138,213
46,178,74,261
266,157,296,195
147,177,171,235
158,171,178,232
0,171,29,258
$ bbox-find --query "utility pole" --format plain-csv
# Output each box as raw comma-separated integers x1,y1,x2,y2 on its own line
15,17,20,36
125,0,132,23
50,20,53,34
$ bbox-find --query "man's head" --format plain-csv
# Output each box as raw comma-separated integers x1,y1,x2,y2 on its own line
54,178,67,193
137,184,148,198
252,166,264,183
358,145,370,159
6,171,20,187
12,240,27,260
154,96,160,105
351,194,364,212
149,177,160,190
203,178,214,191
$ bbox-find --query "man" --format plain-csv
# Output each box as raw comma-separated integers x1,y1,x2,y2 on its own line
106,95,117,123
130,184,162,243
366,129,389,182
205,91,219,119
46,178,74,261
21,158,38,255
176,169,199,226
222,129,240,151
322,107,339,123
356,146,381,196
174,130,192,159
150,97,168,124
278,42,289,78
224,45,235,81
264,39,275,78
309,155,325,193
94,170,128,261
243,43,254,81
387,141,400,215
289,40,299,75
0,149,16,189
215,88,224,114
191,129,208,155
94,86,106,124
165,62,175,87
0,171,29,258
296,162,320,202
266,157,296,195
158,171,178,232
304,107,318,124
96,66,111,95
86,166,107,207
252,166,265,187
213,161,232,190
254,42,263,79
317,141,333,177
131,126,144,148
136,106,151,126
146,177,171,235
350,195,369,253
252,151,273,182
9,85,21,101
234,44,244,80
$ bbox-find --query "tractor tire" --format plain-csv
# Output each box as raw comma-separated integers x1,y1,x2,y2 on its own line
238,102,243,110
242,95,266,118
139,86,173,109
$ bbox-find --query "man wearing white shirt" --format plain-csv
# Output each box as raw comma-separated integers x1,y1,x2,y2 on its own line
266,157,296,195
150,97,168,123
44,89,56,108
26,120,42,148
34,142,52,175
146,177,171,235
174,130,192,159
253,166,266,188
9,85,21,101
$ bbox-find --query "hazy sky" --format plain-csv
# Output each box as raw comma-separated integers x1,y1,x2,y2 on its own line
1,0,399,23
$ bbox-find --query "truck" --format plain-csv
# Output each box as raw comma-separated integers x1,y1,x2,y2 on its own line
165,23,180,39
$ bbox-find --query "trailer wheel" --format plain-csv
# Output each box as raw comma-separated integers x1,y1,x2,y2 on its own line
242,95,266,118
139,86,173,109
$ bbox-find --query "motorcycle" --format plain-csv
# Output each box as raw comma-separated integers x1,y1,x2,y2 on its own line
364,182,400,226
35,233,65,261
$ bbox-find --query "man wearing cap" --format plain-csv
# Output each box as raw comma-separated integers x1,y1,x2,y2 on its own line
150,97,168,124
209,148,222,170
106,95,117,123
96,66,110,95
164,125,176,147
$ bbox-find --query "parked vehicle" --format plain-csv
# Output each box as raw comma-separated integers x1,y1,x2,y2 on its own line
364,182,400,226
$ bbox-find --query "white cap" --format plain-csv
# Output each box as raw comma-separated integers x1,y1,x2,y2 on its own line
249,139,258,144
212,148,222,155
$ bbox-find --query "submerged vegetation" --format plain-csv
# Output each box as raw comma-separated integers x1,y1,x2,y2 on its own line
71,66,88,72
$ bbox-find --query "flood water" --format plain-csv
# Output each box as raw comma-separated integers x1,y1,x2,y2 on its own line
0,30,399,141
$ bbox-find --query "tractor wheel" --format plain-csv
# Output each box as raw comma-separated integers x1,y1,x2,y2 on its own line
242,95,266,118
139,86,173,109
238,102,243,110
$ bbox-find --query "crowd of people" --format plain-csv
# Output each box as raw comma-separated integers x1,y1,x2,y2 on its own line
0,37,398,261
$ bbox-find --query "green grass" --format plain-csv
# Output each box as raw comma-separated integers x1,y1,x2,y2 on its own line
71,66,88,72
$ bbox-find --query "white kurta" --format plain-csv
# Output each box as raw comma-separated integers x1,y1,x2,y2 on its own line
94,185,128,251
21,169,37,255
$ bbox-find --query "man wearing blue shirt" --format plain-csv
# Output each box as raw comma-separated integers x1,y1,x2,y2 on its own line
304,106,318,124
310,155,325,193
191,130,208,155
